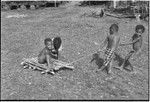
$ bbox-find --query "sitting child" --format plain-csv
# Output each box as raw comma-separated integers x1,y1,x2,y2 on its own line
21,36,74,75
38,37,62,74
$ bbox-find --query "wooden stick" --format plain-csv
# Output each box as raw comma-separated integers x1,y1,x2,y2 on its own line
55,0,56,7
24,61,48,70
23,59,74,71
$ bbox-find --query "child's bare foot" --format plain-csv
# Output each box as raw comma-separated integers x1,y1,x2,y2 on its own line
114,65,124,71
23,64,29,69
100,65,107,71
48,70,55,75
41,69,55,75
107,69,112,74
32,66,37,70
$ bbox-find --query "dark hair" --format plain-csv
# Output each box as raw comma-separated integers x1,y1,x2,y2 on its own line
109,23,119,35
53,36,62,51
135,25,145,33
44,38,52,45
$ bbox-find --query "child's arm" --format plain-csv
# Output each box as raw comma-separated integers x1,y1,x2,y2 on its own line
90,58,95,63
90,55,96,63
46,54,53,68
120,37,141,46
45,49,54,68
120,42,133,46
94,37,108,55
98,37,108,52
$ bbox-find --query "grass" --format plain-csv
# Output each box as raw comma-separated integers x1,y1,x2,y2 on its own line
1,6,149,100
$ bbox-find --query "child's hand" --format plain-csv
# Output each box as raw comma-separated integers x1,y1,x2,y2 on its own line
51,63,57,69
98,48,105,53
90,57,95,63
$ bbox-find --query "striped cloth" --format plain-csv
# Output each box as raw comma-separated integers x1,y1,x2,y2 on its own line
103,48,114,66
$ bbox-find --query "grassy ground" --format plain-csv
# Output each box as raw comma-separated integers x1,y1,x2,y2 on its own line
1,6,149,100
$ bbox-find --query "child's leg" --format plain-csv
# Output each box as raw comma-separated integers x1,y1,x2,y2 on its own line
41,61,55,75
115,50,135,70
99,61,112,74
41,69,55,75
113,53,124,66
108,60,114,74
90,53,98,63
41,63,55,75
100,50,114,71
100,58,111,71
124,60,134,72
135,47,142,57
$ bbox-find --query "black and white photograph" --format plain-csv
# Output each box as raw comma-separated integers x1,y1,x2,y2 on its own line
1,0,149,100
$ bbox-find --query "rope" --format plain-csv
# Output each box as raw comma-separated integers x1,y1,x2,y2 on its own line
68,49,104,64
67,39,109,65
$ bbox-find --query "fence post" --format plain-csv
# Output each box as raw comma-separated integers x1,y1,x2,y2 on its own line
55,0,56,7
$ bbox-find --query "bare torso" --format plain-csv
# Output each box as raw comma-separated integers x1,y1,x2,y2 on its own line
132,33,142,52
107,35,120,51
38,47,58,64
104,34,120,66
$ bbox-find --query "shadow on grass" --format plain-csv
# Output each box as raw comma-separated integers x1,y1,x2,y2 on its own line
90,53,134,72
90,53,104,69
113,53,133,72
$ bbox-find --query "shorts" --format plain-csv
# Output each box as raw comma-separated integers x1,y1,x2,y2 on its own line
104,48,114,66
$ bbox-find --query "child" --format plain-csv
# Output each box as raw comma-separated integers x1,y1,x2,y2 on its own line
38,37,62,74
97,23,120,74
117,25,145,71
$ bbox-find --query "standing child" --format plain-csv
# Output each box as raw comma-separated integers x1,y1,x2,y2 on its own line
117,25,145,71
97,23,120,74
